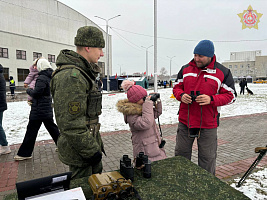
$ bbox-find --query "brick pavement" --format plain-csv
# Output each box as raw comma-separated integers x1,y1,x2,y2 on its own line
0,112,266,199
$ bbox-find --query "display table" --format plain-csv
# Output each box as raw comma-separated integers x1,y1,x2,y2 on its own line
4,156,249,200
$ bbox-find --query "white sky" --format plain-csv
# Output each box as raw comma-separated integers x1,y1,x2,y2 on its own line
58,0,267,75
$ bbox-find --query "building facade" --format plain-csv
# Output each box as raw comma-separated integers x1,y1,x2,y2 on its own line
255,55,267,79
0,0,111,87
222,50,267,81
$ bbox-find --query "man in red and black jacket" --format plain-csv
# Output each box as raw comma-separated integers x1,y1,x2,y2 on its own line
173,40,236,175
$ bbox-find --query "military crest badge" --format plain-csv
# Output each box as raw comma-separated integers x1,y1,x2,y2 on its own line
69,102,81,114
238,5,263,30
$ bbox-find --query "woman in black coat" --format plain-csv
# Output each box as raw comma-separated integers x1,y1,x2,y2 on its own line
14,58,60,160
0,64,11,155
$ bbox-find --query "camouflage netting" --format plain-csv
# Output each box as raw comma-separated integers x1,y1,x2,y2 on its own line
4,156,249,200
129,156,249,200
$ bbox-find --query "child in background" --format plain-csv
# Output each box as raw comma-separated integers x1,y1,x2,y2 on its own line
24,58,40,105
116,80,167,163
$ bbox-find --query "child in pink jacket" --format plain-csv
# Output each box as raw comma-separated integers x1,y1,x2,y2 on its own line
24,60,39,105
116,80,167,163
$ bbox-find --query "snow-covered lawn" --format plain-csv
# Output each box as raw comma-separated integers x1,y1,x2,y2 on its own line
3,83,267,145
3,83,267,199
230,167,267,200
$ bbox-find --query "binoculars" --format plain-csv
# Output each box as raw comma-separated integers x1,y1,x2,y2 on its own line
143,93,160,102
120,155,134,182
135,152,151,178
189,91,200,103
120,152,152,181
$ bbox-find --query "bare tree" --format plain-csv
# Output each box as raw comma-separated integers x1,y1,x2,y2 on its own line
160,67,168,76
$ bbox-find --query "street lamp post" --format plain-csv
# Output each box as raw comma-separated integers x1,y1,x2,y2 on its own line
141,45,153,79
254,67,257,81
118,64,123,76
94,15,121,92
154,0,157,92
167,56,176,80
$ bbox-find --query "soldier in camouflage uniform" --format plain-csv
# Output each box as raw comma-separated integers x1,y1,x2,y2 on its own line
50,26,105,179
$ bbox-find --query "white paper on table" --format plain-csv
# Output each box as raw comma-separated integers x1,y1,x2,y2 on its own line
26,187,86,200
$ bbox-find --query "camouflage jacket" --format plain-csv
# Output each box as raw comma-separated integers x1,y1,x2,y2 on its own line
50,49,104,167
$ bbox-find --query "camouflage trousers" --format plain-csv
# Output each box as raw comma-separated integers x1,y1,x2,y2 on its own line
69,161,103,180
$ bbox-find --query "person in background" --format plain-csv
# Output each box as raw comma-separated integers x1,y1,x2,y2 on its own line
9,76,15,99
116,80,167,163
14,58,60,161
0,64,11,155
50,26,105,179
24,58,41,105
239,78,247,95
173,40,236,175
169,80,173,88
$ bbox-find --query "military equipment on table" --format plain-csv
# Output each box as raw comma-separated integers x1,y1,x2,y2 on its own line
88,171,134,200
136,152,152,178
120,155,134,182
237,145,267,187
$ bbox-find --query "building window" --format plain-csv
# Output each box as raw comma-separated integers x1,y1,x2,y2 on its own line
17,68,29,82
241,65,243,68
48,54,55,63
229,65,232,68
0,47,8,58
3,68,9,81
33,52,42,61
234,65,237,68
16,50,26,60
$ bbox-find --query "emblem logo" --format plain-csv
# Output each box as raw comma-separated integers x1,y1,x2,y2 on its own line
69,102,81,115
238,5,263,29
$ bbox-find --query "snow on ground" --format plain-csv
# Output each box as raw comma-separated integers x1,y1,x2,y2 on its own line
230,167,267,200
3,83,267,145
2,83,267,199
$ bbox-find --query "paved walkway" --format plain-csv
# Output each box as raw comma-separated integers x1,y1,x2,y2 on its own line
0,112,266,199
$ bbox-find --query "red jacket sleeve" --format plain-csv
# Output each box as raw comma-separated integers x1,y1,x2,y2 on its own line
211,68,236,106
172,66,185,102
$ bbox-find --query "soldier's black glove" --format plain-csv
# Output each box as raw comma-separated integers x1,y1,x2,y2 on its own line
88,151,102,166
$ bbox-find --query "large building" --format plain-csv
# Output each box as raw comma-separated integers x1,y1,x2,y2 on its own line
222,50,267,81
0,0,112,87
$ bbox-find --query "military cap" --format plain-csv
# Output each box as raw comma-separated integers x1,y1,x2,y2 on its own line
74,26,105,48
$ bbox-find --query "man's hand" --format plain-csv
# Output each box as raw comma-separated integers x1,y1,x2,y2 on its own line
181,93,192,104
24,83,28,88
195,94,211,105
